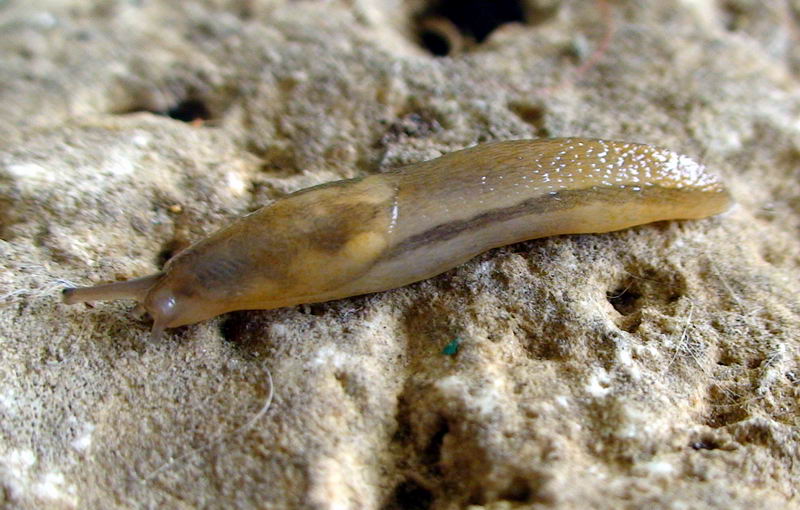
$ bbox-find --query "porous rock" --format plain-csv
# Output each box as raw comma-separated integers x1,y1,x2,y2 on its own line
1,1,799,508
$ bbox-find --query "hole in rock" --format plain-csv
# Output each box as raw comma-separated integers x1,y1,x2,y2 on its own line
165,99,212,122
508,102,548,136
384,479,434,510
220,314,249,343
421,418,449,466
122,98,213,123
415,0,527,56
690,439,720,450
607,286,641,316
156,238,190,269
499,475,533,502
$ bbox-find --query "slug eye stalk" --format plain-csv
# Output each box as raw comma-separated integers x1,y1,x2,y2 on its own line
62,273,163,305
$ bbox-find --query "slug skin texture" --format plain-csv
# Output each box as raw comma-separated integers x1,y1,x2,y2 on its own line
62,138,732,339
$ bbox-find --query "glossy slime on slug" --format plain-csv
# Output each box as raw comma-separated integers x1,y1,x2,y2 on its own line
62,138,732,340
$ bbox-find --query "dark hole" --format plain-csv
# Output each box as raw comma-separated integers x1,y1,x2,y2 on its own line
421,418,448,466
746,357,764,370
166,99,211,122
392,409,412,443
508,102,547,135
156,239,189,269
220,315,247,343
384,479,434,510
439,0,524,42
690,439,720,451
499,476,532,502
156,248,177,268
607,286,640,315
417,0,526,55
420,29,451,56
307,303,328,316
720,0,747,31
119,98,213,123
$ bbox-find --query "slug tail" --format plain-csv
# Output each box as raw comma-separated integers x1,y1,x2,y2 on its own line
62,273,164,305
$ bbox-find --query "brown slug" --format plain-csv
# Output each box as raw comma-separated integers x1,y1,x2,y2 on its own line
63,138,732,340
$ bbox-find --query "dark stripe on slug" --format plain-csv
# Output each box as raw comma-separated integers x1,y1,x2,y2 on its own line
191,256,249,288
388,186,670,258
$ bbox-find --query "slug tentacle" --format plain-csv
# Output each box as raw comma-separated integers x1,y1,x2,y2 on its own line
62,138,732,340
149,320,167,343
62,273,163,305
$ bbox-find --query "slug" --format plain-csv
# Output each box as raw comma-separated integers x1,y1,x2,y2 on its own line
62,138,731,340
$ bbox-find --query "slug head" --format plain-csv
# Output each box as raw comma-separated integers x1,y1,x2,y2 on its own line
142,284,180,342
62,271,213,341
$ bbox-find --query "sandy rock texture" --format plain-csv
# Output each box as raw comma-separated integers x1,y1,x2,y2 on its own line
1,0,800,508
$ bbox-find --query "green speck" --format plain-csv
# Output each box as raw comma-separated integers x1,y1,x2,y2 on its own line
442,337,462,356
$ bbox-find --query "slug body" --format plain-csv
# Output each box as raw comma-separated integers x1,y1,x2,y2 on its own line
63,138,731,339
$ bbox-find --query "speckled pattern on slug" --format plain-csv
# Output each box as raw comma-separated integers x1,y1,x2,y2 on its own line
452,139,721,201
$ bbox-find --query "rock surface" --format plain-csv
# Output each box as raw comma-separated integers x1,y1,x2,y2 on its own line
1,0,799,508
